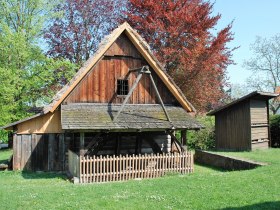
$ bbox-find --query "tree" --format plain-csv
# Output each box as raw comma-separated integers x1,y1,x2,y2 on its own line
0,0,77,140
126,0,235,112
244,35,280,114
44,0,126,65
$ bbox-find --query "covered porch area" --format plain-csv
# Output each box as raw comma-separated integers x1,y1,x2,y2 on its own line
62,103,202,183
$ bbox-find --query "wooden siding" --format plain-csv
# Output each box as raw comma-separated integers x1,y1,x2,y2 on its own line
252,141,269,150
63,34,177,105
13,133,68,171
250,99,268,124
251,127,268,140
215,100,251,150
17,110,62,134
250,99,269,141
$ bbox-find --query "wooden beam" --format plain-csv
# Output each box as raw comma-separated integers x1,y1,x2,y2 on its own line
80,132,85,156
167,131,185,152
115,134,120,156
113,67,144,121
181,130,187,146
83,133,102,155
124,28,194,113
148,72,171,122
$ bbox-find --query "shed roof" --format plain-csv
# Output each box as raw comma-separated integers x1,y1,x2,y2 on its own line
61,104,202,131
208,91,279,116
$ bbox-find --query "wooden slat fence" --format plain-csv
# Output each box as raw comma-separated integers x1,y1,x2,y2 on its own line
79,151,193,183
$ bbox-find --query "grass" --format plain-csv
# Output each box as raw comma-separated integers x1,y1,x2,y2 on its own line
0,148,12,164
0,149,280,209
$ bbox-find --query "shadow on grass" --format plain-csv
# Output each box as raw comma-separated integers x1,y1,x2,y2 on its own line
223,201,280,210
221,201,280,210
21,171,68,180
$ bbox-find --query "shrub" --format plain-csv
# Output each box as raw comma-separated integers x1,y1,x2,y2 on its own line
187,116,215,150
270,115,280,148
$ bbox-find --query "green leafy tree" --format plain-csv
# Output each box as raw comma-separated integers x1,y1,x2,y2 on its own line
0,0,77,141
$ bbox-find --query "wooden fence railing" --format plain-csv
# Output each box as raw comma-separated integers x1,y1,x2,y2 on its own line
79,151,193,183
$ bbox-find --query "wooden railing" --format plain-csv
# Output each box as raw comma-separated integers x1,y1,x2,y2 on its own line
79,151,193,183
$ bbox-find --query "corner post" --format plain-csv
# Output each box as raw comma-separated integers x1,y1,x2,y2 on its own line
80,132,85,156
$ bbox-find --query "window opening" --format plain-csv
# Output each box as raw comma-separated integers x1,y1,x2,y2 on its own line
117,79,129,95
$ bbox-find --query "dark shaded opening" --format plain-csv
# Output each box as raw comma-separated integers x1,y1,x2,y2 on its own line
117,79,129,95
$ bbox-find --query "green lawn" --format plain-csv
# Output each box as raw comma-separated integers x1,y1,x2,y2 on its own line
0,149,279,210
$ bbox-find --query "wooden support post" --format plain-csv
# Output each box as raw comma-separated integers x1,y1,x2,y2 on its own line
80,132,85,156
181,130,187,146
167,131,185,152
115,134,120,156
136,135,142,155
148,73,171,122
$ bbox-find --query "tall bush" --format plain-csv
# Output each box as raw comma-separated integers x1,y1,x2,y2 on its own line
270,115,280,147
187,116,215,150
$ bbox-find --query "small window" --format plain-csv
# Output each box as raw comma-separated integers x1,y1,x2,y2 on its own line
117,79,129,95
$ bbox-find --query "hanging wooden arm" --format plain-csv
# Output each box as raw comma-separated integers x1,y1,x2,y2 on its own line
113,66,146,121
148,71,171,122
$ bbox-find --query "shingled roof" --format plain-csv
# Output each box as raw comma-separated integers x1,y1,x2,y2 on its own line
61,104,202,131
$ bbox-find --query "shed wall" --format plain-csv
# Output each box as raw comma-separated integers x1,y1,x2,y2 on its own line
215,100,251,150
250,99,269,149
13,133,69,171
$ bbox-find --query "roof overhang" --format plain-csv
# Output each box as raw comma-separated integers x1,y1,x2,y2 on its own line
208,91,279,116
61,103,202,131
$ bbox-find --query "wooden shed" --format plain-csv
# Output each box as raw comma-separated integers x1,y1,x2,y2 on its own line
1,22,202,183
208,91,278,151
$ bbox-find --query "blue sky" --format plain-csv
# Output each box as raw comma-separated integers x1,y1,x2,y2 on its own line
210,0,280,85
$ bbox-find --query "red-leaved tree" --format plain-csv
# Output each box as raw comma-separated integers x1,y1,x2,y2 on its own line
126,0,235,112
44,0,126,65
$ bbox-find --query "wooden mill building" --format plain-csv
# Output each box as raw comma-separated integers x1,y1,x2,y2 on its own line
208,91,278,151
2,22,202,182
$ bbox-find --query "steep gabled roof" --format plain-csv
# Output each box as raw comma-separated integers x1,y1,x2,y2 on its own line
2,22,197,130
207,91,279,116
43,22,195,114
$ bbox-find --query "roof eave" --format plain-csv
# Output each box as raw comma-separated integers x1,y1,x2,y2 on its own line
207,91,279,116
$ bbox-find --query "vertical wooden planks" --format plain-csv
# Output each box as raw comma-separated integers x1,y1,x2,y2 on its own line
48,134,55,171
14,134,22,170
93,64,100,102
99,61,106,103
59,134,65,171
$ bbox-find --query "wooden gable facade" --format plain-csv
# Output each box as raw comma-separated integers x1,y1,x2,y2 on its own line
2,22,201,175
63,34,178,105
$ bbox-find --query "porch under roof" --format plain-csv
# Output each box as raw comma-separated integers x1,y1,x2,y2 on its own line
61,103,202,131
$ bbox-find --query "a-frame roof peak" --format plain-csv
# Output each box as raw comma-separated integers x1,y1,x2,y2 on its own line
43,22,196,114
